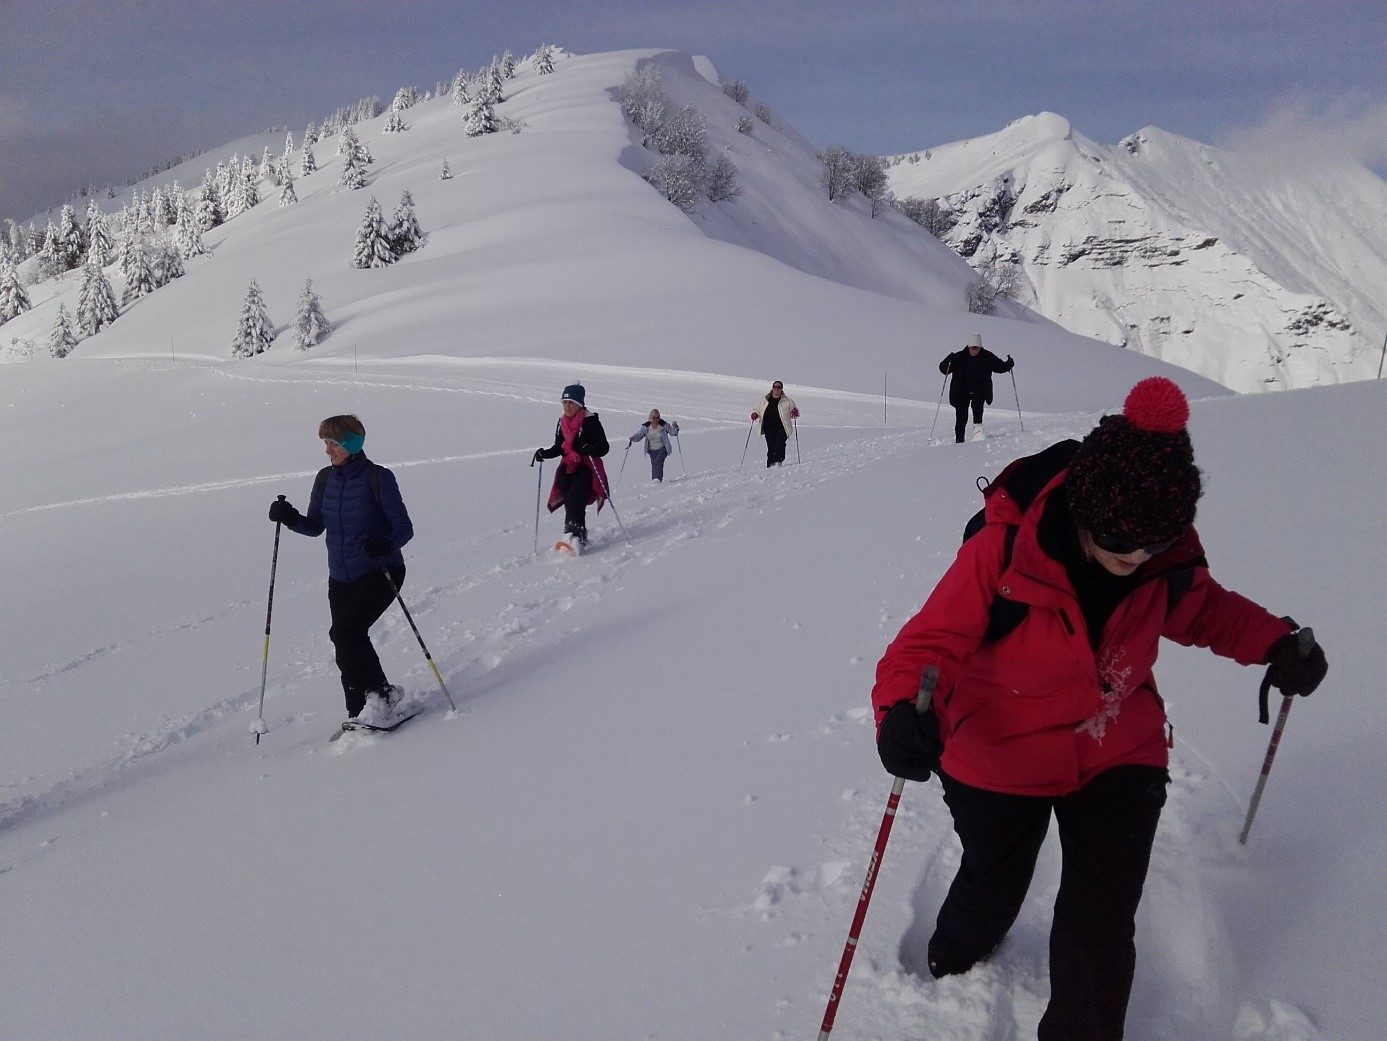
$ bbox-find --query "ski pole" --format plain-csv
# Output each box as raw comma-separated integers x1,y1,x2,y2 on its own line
618,441,631,486
1239,626,1314,845
1009,368,1025,433
380,566,457,713
587,456,628,539
817,665,938,1040
530,455,545,554
928,373,949,442
676,430,687,477
251,495,287,743
739,419,755,467
793,417,801,464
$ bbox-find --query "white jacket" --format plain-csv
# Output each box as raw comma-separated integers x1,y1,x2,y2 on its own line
751,394,797,435
628,419,679,455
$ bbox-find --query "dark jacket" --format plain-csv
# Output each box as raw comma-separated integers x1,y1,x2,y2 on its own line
537,412,610,461
941,348,1013,406
289,454,413,583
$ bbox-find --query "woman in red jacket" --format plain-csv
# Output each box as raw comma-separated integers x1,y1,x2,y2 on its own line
871,377,1326,1041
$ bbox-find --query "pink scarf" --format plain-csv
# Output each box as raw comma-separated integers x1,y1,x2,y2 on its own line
559,409,587,472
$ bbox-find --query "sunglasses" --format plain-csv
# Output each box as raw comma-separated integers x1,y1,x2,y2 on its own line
1091,529,1182,557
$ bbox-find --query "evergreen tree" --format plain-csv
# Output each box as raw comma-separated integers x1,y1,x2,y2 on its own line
152,243,184,287
337,126,356,158
6,220,27,260
383,108,407,133
535,44,556,74
451,72,470,107
500,50,516,77
122,242,157,305
259,146,276,184
199,170,224,228
49,302,78,357
85,201,116,266
294,277,331,350
154,186,177,226
300,144,318,177
117,231,141,282
440,157,452,180
484,63,505,104
76,264,119,336
176,208,206,258
0,258,32,322
241,163,260,207
226,171,249,217
279,174,298,206
52,204,85,270
391,189,422,253
352,196,396,268
303,121,318,148
464,95,497,137
231,280,274,358
284,130,295,157
339,142,367,189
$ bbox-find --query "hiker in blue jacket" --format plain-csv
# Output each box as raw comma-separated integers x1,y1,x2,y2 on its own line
268,414,414,725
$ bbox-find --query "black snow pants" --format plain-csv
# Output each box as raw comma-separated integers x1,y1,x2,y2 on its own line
555,465,593,533
328,564,405,717
953,396,986,442
930,764,1169,1041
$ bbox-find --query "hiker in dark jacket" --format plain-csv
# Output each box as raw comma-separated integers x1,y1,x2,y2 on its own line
872,378,1327,1040
940,332,1014,442
533,383,611,547
268,414,414,724
751,381,798,467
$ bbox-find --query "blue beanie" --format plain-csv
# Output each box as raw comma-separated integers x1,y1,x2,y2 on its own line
561,383,586,406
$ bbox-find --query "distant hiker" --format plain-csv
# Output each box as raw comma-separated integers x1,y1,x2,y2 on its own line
533,382,611,548
940,333,1013,442
627,409,680,483
268,414,415,727
751,381,798,467
871,378,1326,1040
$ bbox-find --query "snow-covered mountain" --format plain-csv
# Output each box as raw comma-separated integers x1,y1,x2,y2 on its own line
885,113,1387,392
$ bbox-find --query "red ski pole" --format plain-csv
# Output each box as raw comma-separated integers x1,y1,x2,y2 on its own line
817,666,937,1040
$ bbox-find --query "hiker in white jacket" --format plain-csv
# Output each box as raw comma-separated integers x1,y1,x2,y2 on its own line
627,409,680,483
751,381,798,467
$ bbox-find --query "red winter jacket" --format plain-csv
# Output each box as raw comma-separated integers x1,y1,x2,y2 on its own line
872,465,1290,797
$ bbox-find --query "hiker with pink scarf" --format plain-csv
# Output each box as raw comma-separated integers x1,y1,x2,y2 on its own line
532,382,611,549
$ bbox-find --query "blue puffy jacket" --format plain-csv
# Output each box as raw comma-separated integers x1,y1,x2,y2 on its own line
289,454,413,583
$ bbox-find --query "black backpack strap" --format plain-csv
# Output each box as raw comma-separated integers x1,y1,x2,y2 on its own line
312,466,330,504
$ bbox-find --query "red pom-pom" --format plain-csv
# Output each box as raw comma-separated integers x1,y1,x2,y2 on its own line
1123,377,1188,433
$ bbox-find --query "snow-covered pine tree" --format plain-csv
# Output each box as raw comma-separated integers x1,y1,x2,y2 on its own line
0,258,32,322
76,264,118,335
6,221,27,261
116,231,141,283
383,108,407,133
151,243,183,287
198,170,223,228
122,242,157,304
339,143,367,189
300,144,318,177
464,95,497,137
304,121,318,148
535,44,556,74
500,50,516,77
451,71,470,106
53,204,85,270
391,189,422,254
294,277,331,350
280,174,298,206
284,130,295,157
176,208,206,258
440,158,452,180
241,162,260,207
154,186,177,226
356,136,374,165
337,126,356,158
352,196,396,268
230,280,274,357
484,62,505,104
49,302,78,357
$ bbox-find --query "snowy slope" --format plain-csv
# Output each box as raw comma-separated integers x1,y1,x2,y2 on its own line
886,114,1387,392
1,358,1382,1041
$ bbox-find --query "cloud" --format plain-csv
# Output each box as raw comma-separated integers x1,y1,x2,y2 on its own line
0,97,30,139
1220,95,1387,169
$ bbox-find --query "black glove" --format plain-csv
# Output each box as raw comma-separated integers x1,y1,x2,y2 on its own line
532,448,546,464
877,700,943,782
363,534,393,560
1005,355,1014,369
1265,631,1327,698
268,499,300,525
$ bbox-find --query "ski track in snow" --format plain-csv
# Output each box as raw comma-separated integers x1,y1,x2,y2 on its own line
1,403,1320,1040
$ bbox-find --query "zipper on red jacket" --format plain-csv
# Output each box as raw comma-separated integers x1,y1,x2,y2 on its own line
1058,608,1076,636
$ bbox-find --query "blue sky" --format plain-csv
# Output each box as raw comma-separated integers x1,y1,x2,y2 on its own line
3,0,1384,223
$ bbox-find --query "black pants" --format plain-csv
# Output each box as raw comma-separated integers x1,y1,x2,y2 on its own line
954,397,985,442
932,765,1169,1041
327,564,404,717
555,465,592,532
765,430,788,466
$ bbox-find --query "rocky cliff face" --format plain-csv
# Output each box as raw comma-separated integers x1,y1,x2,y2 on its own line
887,114,1384,391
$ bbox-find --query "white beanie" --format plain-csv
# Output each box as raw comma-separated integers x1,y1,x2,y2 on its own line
966,333,983,348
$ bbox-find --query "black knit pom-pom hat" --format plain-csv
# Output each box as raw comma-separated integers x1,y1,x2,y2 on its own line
1066,377,1202,545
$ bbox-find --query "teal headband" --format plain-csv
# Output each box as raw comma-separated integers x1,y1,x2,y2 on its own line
331,432,365,455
